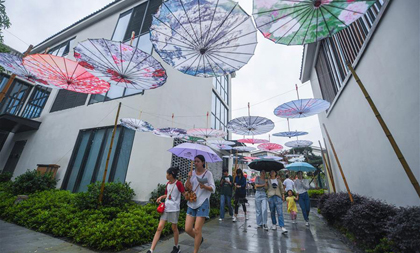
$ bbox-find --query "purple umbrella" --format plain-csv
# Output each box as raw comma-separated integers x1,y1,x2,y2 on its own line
168,142,222,163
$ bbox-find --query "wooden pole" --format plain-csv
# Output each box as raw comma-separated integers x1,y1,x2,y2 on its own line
323,124,353,202
319,140,336,193
99,102,122,204
346,62,420,198
0,45,33,103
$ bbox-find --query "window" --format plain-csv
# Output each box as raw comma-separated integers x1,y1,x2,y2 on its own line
315,0,385,102
21,86,51,119
0,75,9,91
213,76,229,105
211,91,228,132
0,79,32,116
62,126,135,193
88,86,144,105
50,89,88,112
48,37,76,57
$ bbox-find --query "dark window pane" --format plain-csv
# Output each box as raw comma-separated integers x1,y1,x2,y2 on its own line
66,131,91,192
141,0,163,34
112,11,132,41
124,3,147,41
51,89,87,112
0,80,31,115
95,128,121,183
22,86,51,119
112,129,135,182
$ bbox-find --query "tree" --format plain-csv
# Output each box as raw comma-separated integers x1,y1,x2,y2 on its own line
0,0,10,53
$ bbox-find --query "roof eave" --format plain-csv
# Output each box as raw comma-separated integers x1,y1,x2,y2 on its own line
299,42,318,83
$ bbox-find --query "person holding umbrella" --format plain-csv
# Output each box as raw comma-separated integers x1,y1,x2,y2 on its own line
219,169,234,221
254,170,269,230
233,169,248,222
267,170,288,233
295,171,311,226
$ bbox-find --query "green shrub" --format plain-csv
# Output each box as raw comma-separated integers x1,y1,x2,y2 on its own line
11,170,57,195
74,182,135,210
308,189,325,198
149,183,166,203
0,172,13,182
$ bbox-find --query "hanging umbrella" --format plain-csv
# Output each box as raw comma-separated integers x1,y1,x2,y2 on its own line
150,0,258,77
223,155,240,159
154,127,187,138
23,54,110,94
182,136,206,143
206,138,235,146
120,118,154,132
284,154,301,158
238,138,269,145
243,156,259,161
252,0,376,45
285,140,313,148
274,98,330,118
249,158,284,172
289,157,305,163
286,162,316,172
273,131,308,138
74,39,167,90
208,143,232,151
0,53,50,87
233,146,256,152
227,116,274,135
168,142,222,162
262,156,282,161
187,128,226,139
257,143,283,152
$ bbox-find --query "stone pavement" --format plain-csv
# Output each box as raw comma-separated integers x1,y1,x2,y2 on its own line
0,195,352,253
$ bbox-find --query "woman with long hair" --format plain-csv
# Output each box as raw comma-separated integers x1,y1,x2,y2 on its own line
233,169,248,222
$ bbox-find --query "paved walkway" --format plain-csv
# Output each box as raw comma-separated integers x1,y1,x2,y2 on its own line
0,195,352,253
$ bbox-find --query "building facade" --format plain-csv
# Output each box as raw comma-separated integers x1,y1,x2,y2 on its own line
0,0,232,201
300,0,419,206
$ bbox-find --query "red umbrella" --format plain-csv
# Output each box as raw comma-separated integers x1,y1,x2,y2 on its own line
23,54,110,94
238,138,269,145
257,143,283,152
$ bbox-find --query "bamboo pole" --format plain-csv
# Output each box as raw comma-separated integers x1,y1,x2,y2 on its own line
0,45,33,103
319,140,336,193
323,124,353,202
346,62,420,198
99,102,122,204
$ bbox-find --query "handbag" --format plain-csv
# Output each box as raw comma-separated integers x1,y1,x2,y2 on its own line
187,171,207,202
157,180,177,214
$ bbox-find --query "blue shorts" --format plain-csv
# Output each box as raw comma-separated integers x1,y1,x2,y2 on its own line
187,198,210,218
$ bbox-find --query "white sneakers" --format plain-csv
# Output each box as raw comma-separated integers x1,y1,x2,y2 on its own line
305,222,310,226
292,220,297,224
232,216,237,222
245,215,249,220
281,227,288,234
219,218,223,221
271,225,277,230
263,224,269,231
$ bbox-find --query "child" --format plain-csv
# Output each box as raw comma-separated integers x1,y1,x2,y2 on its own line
148,167,185,253
286,190,299,224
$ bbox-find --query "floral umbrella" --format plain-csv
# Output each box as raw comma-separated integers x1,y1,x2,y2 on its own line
23,54,110,94
182,136,206,143
150,0,257,77
257,142,283,152
243,156,259,161
253,0,376,45
120,118,154,132
285,140,313,148
168,142,222,162
227,116,275,136
238,138,269,145
274,98,330,118
206,138,235,146
153,127,187,138
74,39,167,90
262,156,283,161
209,144,232,150
0,53,51,87
187,128,227,139
233,146,256,152
273,131,308,138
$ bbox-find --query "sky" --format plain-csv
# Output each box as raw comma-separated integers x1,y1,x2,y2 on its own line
3,0,324,151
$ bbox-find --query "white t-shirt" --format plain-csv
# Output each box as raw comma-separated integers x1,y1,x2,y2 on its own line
164,180,185,212
283,178,295,192
294,179,309,194
270,179,279,186
187,169,215,209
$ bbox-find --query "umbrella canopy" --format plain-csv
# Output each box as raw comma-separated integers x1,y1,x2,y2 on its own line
289,157,305,163
285,140,313,148
187,128,226,139
209,143,233,150
257,143,283,152
23,54,110,94
243,156,259,161
262,156,282,161
150,0,257,77
233,146,256,152
284,154,301,158
206,138,235,146
252,0,376,45
286,162,316,172
153,127,187,138
168,142,222,162
273,131,308,138
274,99,330,118
74,39,167,90
227,116,274,135
238,138,269,145
120,118,154,132
248,158,285,172
182,136,206,143
0,53,50,87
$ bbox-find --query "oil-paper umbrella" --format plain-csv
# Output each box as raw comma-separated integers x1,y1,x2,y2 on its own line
257,143,284,152
273,131,308,138
206,139,235,147
120,118,154,132
182,136,206,143
187,128,227,139
285,140,313,148
238,138,269,145
0,53,50,87
74,39,167,90
168,142,222,163
150,0,257,77
23,54,110,94
253,0,376,45
262,156,283,161
153,127,187,138
274,98,330,118
233,146,256,152
209,144,232,150
227,116,274,136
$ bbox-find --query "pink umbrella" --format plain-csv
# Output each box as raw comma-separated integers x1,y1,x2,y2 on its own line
238,138,269,145
243,156,259,161
257,143,283,152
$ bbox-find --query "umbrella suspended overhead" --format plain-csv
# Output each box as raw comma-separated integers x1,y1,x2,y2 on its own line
243,156,259,161
284,154,301,158
273,131,308,138
285,140,313,148
23,54,110,94
187,128,226,139
233,146,256,152
274,98,330,118
209,144,232,150
182,136,206,143
262,156,282,161
153,127,187,138
74,39,167,90
150,0,258,77
257,142,283,152
248,158,285,172
120,118,154,132
227,116,274,135
168,142,222,162
0,53,50,87
286,162,316,172
252,0,376,45
206,138,235,146
238,138,269,145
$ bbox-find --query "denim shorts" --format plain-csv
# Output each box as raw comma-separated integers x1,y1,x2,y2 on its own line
187,198,210,218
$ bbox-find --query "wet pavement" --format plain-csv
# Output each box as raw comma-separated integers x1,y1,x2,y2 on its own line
0,195,352,253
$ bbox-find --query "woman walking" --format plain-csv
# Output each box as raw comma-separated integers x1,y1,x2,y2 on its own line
148,167,185,253
294,171,310,226
254,169,269,230
219,169,233,221
185,155,215,253
267,170,288,233
233,169,248,222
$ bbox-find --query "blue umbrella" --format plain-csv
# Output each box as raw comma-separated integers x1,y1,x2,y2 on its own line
286,162,316,172
273,131,308,138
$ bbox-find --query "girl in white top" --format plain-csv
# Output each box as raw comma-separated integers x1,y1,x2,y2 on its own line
185,155,215,253
149,167,185,253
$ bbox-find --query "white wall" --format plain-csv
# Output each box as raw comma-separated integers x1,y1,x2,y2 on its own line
308,0,420,206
